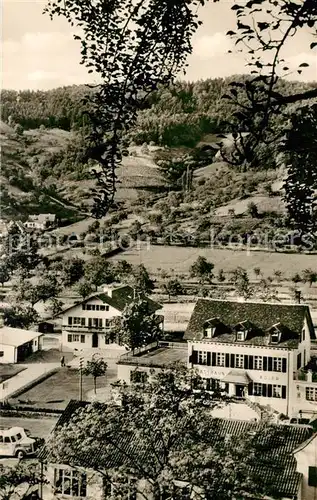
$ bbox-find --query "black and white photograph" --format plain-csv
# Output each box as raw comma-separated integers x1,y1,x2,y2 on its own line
1,0,317,498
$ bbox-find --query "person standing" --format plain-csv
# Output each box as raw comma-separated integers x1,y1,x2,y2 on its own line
60,355,65,367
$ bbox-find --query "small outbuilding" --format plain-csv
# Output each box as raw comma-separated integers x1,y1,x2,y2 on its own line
0,326,42,363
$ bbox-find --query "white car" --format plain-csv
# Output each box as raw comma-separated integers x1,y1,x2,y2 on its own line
0,427,36,459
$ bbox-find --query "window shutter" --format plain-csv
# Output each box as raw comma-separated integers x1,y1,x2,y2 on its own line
230,354,235,368
282,386,286,399
67,334,72,343
244,355,249,369
308,467,317,487
212,352,216,366
248,355,254,370
80,335,85,343
248,382,253,396
225,353,230,367
263,357,268,371
268,357,273,372
81,318,85,326
282,358,287,373
262,384,267,397
207,352,211,366
267,385,273,397
191,350,198,364
68,317,72,326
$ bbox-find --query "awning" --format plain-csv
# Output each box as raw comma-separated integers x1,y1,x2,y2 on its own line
221,370,251,385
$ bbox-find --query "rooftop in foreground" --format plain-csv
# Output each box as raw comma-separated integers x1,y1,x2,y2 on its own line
117,344,187,368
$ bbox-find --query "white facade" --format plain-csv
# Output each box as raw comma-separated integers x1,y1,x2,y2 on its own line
188,316,314,418
294,434,317,500
61,295,123,351
0,327,41,363
0,344,16,364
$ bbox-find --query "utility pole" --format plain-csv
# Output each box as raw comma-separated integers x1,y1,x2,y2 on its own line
79,357,84,401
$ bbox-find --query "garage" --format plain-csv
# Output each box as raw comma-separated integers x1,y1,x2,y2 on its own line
0,326,42,363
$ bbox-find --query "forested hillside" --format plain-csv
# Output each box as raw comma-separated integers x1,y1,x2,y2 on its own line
2,77,316,147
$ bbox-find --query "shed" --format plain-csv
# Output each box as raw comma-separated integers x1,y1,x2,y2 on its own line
0,326,42,363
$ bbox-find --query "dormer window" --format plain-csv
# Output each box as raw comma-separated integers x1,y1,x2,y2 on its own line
270,331,280,344
203,317,221,339
204,326,215,339
236,330,245,342
269,323,282,344
234,320,252,342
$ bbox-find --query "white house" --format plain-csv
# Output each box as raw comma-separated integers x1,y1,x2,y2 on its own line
24,214,56,231
294,432,317,500
58,285,161,352
184,299,316,418
39,400,317,500
0,325,42,363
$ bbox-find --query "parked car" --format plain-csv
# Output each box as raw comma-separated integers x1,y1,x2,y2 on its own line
0,427,36,459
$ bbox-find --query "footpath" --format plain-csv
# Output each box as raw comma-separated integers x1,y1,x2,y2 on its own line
0,363,59,402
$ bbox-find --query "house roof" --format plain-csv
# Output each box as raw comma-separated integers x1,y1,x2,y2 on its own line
0,326,40,347
184,299,313,348
58,286,161,317
29,213,56,222
39,401,311,499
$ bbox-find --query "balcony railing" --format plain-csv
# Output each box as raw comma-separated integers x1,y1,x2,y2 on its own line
293,370,317,383
63,324,111,331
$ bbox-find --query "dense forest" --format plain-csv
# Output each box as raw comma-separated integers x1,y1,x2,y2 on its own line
2,77,316,147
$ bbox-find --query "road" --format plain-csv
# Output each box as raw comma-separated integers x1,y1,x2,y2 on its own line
0,416,58,468
0,416,58,439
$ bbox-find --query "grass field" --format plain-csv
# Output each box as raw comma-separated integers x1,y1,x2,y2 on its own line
0,365,25,383
11,366,117,410
108,244,317,279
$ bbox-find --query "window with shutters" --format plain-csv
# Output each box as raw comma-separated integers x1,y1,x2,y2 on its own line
80,335,85,343
216,353,225,367
253,383,263,396
272,358,283,372
198,351,208,365
235,354,244,368
272,385,282,398
306,387,317,401
254,356,263,370
308,467,317,487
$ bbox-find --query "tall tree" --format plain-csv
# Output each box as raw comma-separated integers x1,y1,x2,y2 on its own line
130,264,154,296
1,305,39,329
45,366,284,500
82,356,107,395
112,299,161,351
44,0,208,217
190,256,214,284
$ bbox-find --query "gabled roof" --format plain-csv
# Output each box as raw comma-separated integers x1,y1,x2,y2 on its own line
57,286,161,317
185,299,314,348
0,326,40,347
39,401,311,499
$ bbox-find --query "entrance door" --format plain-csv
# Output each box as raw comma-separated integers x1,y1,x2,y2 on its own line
235,385,245,397
92,332,99,348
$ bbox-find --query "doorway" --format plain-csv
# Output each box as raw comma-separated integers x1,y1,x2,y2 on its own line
235,384,245,397
92,333,99,348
